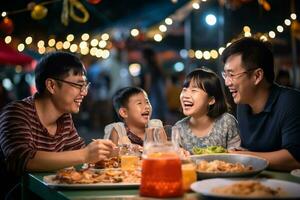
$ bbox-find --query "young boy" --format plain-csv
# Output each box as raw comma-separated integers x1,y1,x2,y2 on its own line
104,87,153,146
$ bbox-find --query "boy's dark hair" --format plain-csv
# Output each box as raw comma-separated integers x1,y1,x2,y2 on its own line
34,51,86,95
183,68,229,118
221,37,274,84
112,87,145,120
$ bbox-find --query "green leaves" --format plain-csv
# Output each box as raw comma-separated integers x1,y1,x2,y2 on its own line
192,146,227,155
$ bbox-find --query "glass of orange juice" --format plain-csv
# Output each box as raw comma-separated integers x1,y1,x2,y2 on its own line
119,144,140,171
140,141,183,198
120,154,139,170
181,162,197,191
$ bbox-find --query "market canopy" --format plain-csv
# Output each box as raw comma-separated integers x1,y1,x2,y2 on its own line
0,40,35,67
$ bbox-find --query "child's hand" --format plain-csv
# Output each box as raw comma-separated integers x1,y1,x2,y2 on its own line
179,147,190,159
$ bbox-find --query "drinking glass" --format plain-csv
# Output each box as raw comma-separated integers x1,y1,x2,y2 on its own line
171,125,183,149
140,141,183,198
119,144,140,171
160,125,184,157
181,162,197,191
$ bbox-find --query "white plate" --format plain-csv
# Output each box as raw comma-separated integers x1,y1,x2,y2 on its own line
191,178,300,199
43,175,140,189
291,169,300,178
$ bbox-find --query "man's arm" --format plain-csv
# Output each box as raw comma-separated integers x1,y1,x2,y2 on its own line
26,139,115,171
230,149,300,171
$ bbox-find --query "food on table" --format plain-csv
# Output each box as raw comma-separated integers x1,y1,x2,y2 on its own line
212,180,286,197
87,145,142,170
196,160,253,173
119,143,143,156
47,167,141,184
192,146,227,155
93,157,120,169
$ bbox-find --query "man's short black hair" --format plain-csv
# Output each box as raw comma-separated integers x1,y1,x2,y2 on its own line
221,37,275,84
34,51,86,95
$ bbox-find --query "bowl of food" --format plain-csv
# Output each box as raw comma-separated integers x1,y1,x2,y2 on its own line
190,153,268,179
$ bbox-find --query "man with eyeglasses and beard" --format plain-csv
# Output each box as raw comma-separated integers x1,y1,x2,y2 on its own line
0,51,115,199
221,37,300,171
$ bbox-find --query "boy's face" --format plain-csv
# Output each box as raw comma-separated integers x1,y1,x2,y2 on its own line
121,92,152,127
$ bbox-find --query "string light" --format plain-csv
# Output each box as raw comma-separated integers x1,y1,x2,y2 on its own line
90,39,98,47
165,18,173,25
25,37,33,45
37,40,45,48
17,43,25,52
1,12,7,17
192,2,200,9
66,34,75,42
276,25,284,32
159,25,167,32
98,40,107,48
101,33,109,41
130,29,139,37
4,36,12,44
154,33,163,42
3,0,297,61
81,33,90,41
55,41,63,49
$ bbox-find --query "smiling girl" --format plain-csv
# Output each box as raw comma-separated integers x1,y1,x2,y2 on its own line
175,68,241,153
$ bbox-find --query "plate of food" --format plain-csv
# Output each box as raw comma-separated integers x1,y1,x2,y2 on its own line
43,167,141,189
290,169,300,178
190,154,268,179
191,178,300,199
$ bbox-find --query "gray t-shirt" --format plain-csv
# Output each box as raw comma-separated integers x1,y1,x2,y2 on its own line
175,113,241,153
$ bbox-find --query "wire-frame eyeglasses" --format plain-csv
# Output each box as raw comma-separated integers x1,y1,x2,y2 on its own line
221,68,257,81
52,78,91,92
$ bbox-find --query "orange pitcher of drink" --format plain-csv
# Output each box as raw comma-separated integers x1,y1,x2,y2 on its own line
140,134,183,198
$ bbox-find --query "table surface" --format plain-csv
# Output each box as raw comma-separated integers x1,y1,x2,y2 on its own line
22,170,300,200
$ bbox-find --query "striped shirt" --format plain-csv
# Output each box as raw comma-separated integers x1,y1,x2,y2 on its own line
0,95,85,176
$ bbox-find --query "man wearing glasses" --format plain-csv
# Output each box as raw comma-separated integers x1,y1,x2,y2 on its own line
221,37,300,171
0,51,115,199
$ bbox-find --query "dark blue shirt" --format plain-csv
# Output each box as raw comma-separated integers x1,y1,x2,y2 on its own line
237,84,300,162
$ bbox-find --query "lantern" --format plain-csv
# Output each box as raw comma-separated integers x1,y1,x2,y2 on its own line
0,17,14,34
31,5,48,20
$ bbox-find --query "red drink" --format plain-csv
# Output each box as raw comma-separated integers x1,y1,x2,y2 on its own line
140,152,183,198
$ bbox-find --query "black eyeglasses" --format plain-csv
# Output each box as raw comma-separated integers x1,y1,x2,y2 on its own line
221,68,257,81
52,78,91,92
